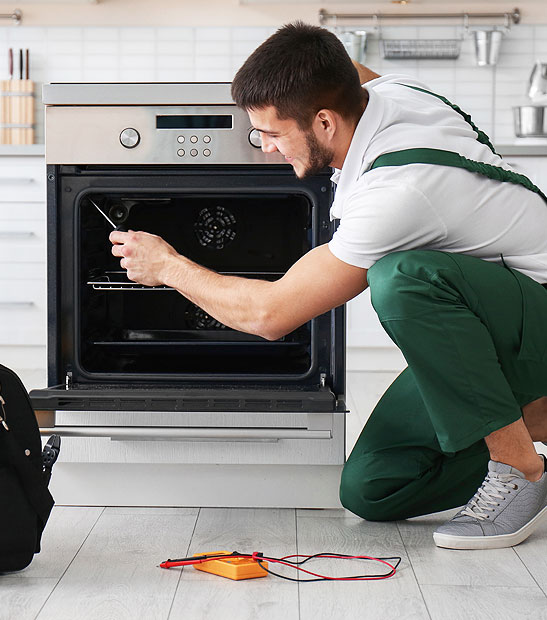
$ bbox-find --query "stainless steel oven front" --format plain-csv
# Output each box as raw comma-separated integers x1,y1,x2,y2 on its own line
31,83,346,508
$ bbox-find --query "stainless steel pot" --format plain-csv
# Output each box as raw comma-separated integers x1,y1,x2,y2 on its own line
513,105,547,137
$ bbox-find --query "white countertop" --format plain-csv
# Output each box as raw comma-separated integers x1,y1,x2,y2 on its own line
0,142,545,159
0,145,45,156
496,141,547,156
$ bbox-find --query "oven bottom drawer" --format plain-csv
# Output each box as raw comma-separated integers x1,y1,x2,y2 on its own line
41,411,345,465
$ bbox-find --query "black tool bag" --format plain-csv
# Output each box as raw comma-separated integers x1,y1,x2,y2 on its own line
0,363,60,572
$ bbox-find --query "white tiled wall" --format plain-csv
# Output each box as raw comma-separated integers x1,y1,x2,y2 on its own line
0,23,545,144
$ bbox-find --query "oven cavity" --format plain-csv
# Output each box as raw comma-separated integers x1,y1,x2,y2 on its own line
78,192,314,379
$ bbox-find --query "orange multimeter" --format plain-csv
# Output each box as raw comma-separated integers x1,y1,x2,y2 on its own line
192,551,268,581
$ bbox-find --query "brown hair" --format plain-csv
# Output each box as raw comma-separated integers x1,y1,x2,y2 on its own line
231,21,366,129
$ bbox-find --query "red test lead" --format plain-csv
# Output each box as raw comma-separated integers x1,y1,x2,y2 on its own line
158,550,401,582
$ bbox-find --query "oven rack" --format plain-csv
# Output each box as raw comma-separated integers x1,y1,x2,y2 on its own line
87,270,285,291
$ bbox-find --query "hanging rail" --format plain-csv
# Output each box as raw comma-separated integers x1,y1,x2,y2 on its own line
319,7,520,26
0,9,21,25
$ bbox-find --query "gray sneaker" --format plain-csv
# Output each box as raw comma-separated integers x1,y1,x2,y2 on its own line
433,459,547,550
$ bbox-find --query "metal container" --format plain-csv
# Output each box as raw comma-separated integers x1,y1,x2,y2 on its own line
473,30,503,66
528,61,547,101
513,105,547,137
338,30,367,64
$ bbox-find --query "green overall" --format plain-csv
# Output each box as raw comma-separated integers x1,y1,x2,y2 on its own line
339,85,547,521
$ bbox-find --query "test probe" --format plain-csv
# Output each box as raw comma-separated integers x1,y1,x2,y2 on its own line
159,550,401,582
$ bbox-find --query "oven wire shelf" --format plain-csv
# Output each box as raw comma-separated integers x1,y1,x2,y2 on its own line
87,270,285,291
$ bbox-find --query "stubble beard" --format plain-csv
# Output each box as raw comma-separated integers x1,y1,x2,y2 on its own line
296,130,334,179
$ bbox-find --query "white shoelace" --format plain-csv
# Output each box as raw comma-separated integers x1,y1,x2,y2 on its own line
460,472,519,521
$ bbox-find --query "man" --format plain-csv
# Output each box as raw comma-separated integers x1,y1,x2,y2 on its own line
110,22,547,550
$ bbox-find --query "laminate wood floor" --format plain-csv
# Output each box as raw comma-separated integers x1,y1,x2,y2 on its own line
2,371,547,620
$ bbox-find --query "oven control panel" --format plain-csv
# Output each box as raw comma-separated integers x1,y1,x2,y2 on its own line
173,133,213,159
46,104,285,166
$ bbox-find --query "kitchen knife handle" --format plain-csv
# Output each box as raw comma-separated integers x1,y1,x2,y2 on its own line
8,48,13,79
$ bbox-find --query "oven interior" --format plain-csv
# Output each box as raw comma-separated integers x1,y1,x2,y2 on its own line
77,190,314,379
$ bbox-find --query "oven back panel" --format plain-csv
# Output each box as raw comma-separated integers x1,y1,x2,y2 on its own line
45,165,344,394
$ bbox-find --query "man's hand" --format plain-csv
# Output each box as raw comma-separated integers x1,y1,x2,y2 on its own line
110,230,178,287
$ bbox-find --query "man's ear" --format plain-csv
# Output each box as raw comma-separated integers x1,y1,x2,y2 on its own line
314,109,337,141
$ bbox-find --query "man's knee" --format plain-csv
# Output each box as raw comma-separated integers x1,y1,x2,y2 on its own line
339,457,403,522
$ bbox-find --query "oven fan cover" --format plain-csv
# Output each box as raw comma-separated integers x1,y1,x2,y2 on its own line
185,305,226,330
194,206,237,250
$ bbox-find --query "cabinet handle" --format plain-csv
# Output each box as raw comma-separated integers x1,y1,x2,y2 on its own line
0,301,35,307
0,231,36,238
39,426,332,442
0,178,36,185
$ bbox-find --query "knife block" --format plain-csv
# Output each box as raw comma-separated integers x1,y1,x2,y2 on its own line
0,79,35,145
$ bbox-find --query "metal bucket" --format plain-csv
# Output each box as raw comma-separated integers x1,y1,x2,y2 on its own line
473,30,503,66
339,31,367,64
513,105,547,137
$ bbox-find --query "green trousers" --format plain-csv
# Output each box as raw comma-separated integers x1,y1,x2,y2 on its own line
340,250,547,521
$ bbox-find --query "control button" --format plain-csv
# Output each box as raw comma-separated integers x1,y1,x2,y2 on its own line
119,128,140,149
177,149,185,157
177,135,185,144
190,135,198,143
203,135,211,144
203,149,211,157
248,128,262,149
190,148,198,157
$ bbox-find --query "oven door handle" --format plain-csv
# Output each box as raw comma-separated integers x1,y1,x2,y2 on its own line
39,426,332,442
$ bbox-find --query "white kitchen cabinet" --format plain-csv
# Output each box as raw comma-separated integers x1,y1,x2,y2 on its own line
502,155,547,194
0,154,47,390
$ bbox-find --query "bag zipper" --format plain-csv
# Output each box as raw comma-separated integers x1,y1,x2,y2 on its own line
0,394,9,430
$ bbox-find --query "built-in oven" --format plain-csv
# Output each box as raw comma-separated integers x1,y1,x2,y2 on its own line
31,83,346,508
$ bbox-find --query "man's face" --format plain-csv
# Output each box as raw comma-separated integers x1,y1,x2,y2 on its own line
247,106,334,179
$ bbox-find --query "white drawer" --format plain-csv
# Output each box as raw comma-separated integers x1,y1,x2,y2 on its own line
0,279,46,345
46,411,346,466
0,202,45,221
0,158,45,203
0,345,46,371
0,219,45,263
17,368,47,392
2,262,46,280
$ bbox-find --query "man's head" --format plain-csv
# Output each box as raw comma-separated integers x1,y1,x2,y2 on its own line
232,21,366,178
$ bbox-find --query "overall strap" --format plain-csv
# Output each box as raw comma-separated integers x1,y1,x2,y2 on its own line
370,84,547,203
371,148,547,203
399,84,499,156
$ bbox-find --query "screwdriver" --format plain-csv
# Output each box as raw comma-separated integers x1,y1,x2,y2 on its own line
89,197,127,232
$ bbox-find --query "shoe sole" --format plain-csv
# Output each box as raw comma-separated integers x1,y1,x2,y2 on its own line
433,504,547,550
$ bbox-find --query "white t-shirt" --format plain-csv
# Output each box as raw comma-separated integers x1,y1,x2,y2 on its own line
328,74,547,284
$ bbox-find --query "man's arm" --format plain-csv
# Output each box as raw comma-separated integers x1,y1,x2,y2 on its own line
110,230,368,341
351,60,381,84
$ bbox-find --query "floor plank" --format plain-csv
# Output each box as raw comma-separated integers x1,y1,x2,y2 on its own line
398,510,538,587
1,506,104,581
514,527,547,592
0,578,59,620
168,508,299,619
35,508,199,620
421,585,547,620
296,514,429,619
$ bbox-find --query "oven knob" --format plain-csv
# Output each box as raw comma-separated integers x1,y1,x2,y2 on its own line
119,128,140,149
248,128,262,149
